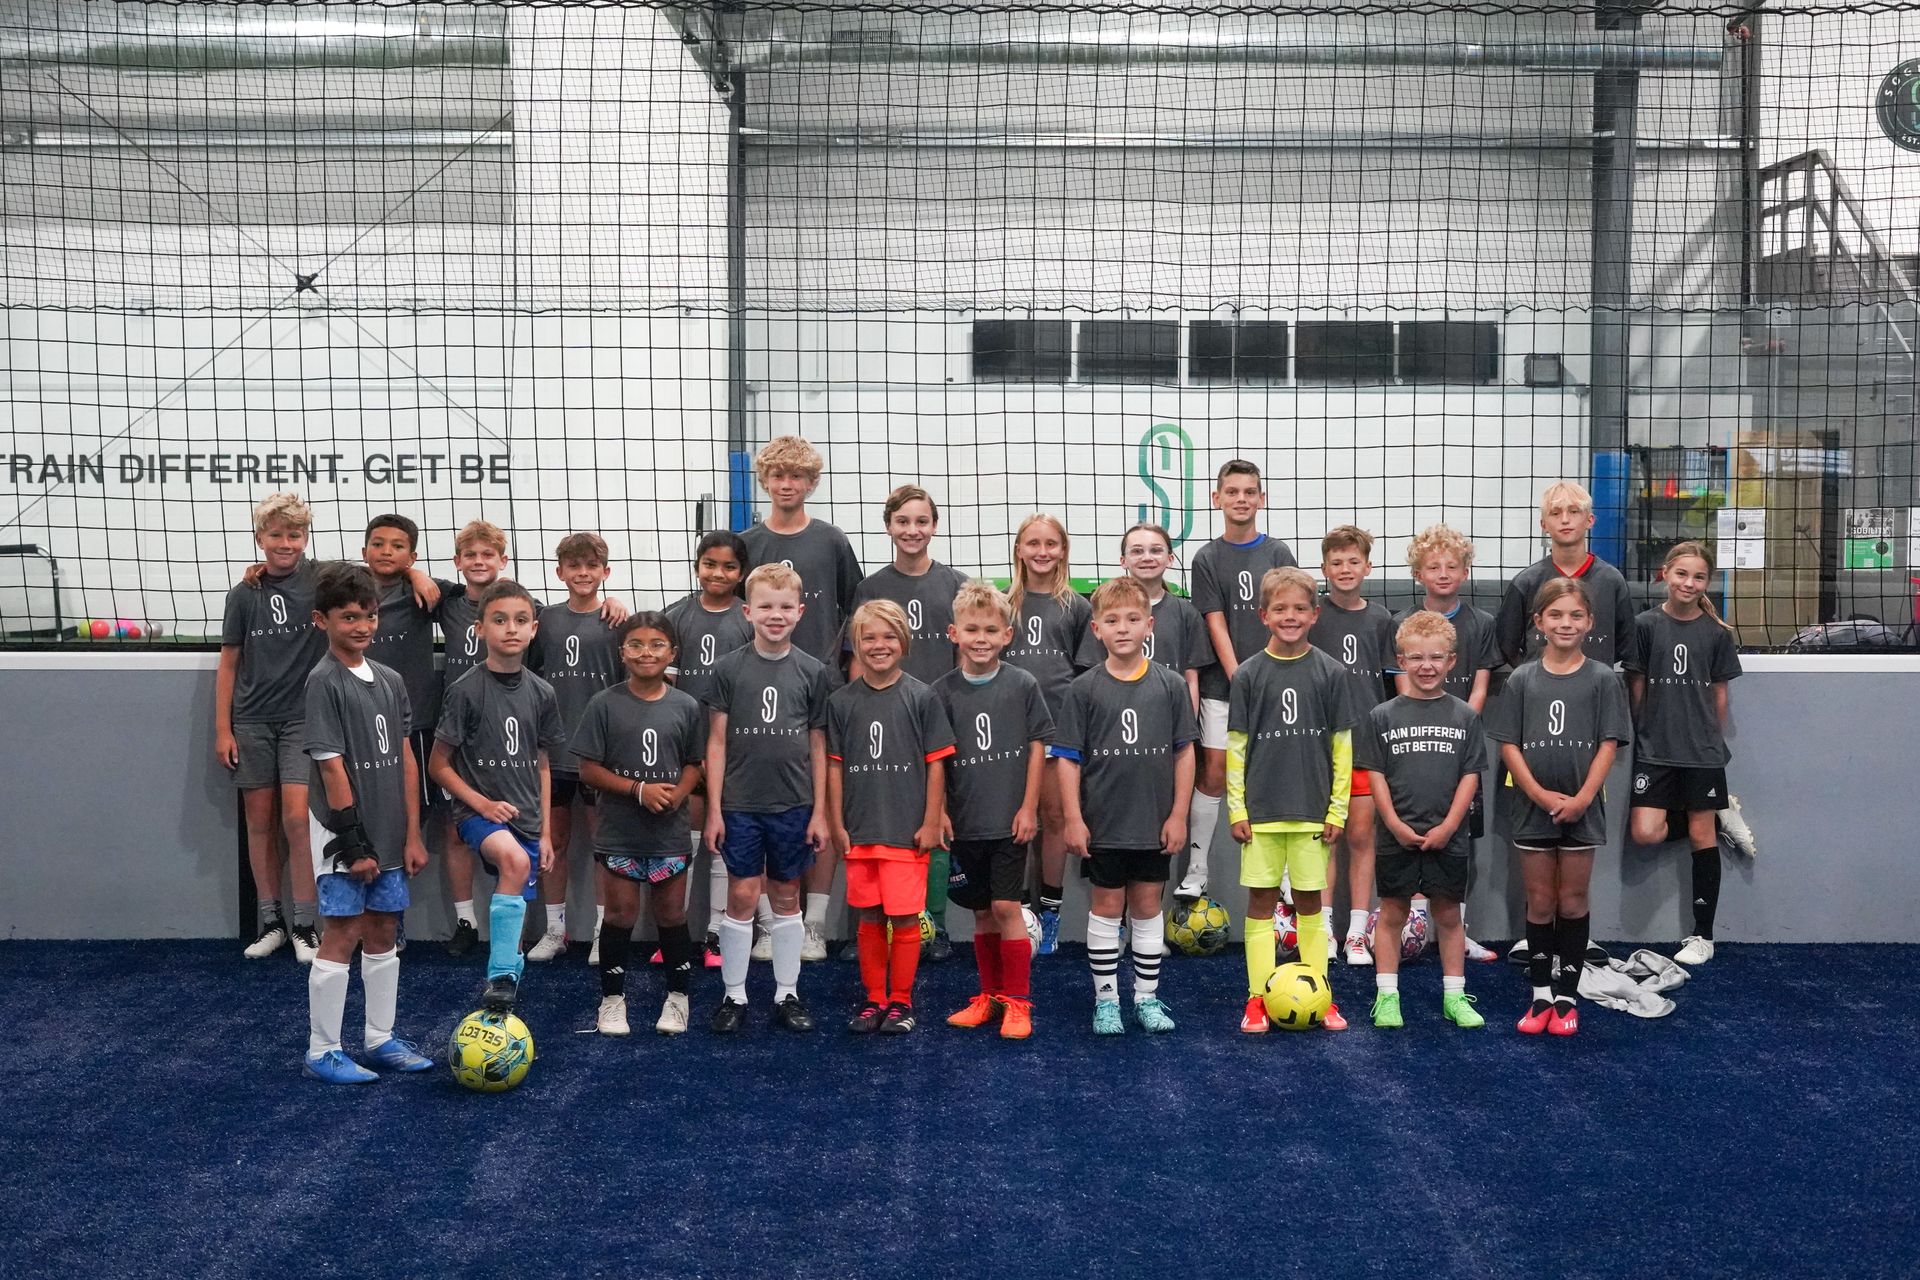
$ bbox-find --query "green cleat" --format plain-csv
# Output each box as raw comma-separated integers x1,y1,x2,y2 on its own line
1443,991,1486,1029
1092,999,1126,1035
1370,990,1404,1029
1134,997,1176,1033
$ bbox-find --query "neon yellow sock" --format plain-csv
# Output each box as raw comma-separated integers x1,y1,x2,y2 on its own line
1244,914,1276,997
1297,910,1330,983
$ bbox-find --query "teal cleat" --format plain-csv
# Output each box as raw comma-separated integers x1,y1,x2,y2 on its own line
1092,999,1126,1035
1134,998,1177,1033
303,1049,377,1084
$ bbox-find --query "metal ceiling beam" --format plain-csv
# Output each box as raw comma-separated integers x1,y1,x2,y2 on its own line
739,128,1740,152
0,6,505,70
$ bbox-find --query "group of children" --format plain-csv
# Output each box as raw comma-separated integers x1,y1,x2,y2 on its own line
214,440,1755,1081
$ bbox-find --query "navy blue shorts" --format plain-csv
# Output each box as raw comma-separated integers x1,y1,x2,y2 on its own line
317,868,409,918
720,807,815,882
457,816,540,902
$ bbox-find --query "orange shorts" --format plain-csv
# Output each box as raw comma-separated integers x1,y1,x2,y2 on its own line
1349,768,1372,798
845,846,929,916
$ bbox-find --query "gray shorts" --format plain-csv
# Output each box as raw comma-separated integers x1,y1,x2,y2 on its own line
231,720,307,791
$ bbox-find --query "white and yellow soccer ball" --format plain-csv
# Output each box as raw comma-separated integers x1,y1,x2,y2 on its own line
449,1010,536,1093
1167,896,1233,957
1263,962,1333,1032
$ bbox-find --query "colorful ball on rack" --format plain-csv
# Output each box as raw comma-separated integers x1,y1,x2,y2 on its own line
89,619,110,639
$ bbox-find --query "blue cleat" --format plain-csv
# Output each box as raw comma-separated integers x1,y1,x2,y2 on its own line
1092,999,1125,1035
303,1049,377,1084
365,1037,434,1072
1038,908,1061,957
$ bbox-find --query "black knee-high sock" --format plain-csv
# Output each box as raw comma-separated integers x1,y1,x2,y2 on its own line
599,926,632,997
658,922,695,995
1526,918,1555,992
1553,914,1589,1004
1690,847,1721,939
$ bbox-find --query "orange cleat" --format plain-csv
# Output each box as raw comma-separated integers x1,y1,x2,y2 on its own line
947,994,1002,1029
1240,994,1270,1034
1548,1004,1579,1036
999,997,1033,1040
1321,1002,1349,1032
1517,1000,1554,1035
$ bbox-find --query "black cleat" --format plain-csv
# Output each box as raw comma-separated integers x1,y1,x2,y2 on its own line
773,993,816,1033
481,974,519,1015
847,1001,886,1034
446,919,480,957
710,997,747,1035
880,1003,917,1035
924,927,953,964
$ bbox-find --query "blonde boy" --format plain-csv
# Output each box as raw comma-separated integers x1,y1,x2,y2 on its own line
1495,481,1637,669
437,519,510,954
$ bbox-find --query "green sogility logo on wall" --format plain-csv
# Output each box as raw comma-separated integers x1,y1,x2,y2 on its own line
1878,59,1920,152
1136,422,1196,547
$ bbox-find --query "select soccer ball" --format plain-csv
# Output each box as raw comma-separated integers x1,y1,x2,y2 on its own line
1167,896,1232,957
1022,905,1043,952
449,1010,535,1093
1274,903,1300,961
1263,962,1332,1032
1365,907,1432,963
918,911,936,946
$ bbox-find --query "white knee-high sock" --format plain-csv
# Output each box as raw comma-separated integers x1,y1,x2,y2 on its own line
1129,912,1165,1000
360,948,399,1049
705,840,728,934
1186,791,1222,887
308,957,350,1057
1087,913,1123,1001
720,915,753,1003
770,911,804,1000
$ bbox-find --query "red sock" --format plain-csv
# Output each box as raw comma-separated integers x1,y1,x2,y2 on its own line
1000,935,1032,1000
889,923,921,1006
858,921,888,1005
974,930,1003,996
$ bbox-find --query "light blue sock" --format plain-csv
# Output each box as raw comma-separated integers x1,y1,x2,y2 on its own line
489,894,527,981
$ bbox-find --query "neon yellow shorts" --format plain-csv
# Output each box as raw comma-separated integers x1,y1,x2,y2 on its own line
1240,829,1328,891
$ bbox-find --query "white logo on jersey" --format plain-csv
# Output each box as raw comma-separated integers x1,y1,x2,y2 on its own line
1281,687,1299,725
906,599,924,633
504,715,521,756
374,713,390,756
1142,631,1156,659
463,625,479,657
642,728,659,767
1672,643,1690,676
565,634,581,668
269,594,288,626
781,559,794,570
700,634,717,666
1026,615,1043,647
1237,570,1254,603
1120,708,1140,745
761,688,779,723
1342,634,1359,667
974,712,992,752
1547,699,1566,736
869,722,885,759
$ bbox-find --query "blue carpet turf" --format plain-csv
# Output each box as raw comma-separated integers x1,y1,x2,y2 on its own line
2,940,1914,1279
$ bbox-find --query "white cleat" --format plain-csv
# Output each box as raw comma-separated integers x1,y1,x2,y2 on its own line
1343,934,1373,966
1675,936,1716,966
244,920,288,959
1174,873,1207,900
588,926,601,967
1463,935,1500,964
290,923,320,965
751,929,773,963
1718,796,1758,859
597,994,631,1036
655,992,690,1035
800,922,828,962
527,930,567,962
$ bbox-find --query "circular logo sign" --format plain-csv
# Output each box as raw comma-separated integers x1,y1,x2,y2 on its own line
1877,59,1920,152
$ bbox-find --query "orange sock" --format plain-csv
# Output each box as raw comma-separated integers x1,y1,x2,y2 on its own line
889,921,921,1006
858,920,888,1005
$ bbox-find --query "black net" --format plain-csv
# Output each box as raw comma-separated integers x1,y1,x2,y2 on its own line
2,0,1918,648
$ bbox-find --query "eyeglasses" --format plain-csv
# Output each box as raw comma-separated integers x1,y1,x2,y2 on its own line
622,640,672,654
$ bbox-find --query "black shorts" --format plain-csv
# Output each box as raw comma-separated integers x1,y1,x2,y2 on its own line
1467,791,1485,841
551,775,598,807
1081,847,1172,889
1376,846,1470,901
948,837,1027,910
1630,761,1728,813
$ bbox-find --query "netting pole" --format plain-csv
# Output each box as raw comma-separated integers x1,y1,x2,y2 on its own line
1590,3,1642,569
726,68,754,532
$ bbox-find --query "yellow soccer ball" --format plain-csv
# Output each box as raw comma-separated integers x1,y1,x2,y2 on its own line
449,1010,536,1093
1263,962,1332,1032
1167,896,1233,956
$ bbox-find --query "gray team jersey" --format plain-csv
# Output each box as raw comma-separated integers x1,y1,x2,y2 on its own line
934,664,1056,840
851,562,970,685
304,655,413,869
571,683,707,857
221,558,328,725
435,666,568,841
530,602,623,775
1486,658,1633,841
1308,596,1397,711
1053,662,1199,850
1005,591,1092,712
827,675,957,849
665,593,754,707
1496,555,1637,668
705,644,833,813
1355,694,1487,857
740,519,863,664
1190,534,1298,700
1624,607,1742,767
1388,602,1501,704
436,587,501,690
1228,647,1360,825
1079,591,1215,679
366,575,458,732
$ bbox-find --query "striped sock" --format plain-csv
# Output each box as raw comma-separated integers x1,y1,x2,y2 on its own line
1129,912,1164,1001
1087,913,1122,1001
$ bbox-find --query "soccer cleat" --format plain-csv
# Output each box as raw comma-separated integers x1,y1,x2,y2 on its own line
947,994,1002,1028
1548,1004,1579,1036
1326,930,1339,962
446,919,480,957
1718,794,1758,858
999,997,1033,1040
481,974,519,1015
1507,938,1531,966
710,997,747,1035
290,923,320,965
1037,908,1061,956
365,1037,434,1072
847,1001,886,1034
527,929,567,963
773,993,816,1033
1239,994,1270,1034
1675,936,1716,966
1517,1000,1554,1035
1134,998,1177,1033
1344,933,1372,967
1371,990,1403,1028
244,918,289,959
588,930,601,967
1442,992,1486,1029
597,995,631,1037
1174,871,1207,900
1463,935,1499,964
702,930,723,968
751,928,773,962
801,922,828,962
880,1003,917,1035
648,949,663,966
1092,999,1125,1035
655,992,690,1036
303,1049,378,1084
925,926,953,964
1321,1003,1349,1032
